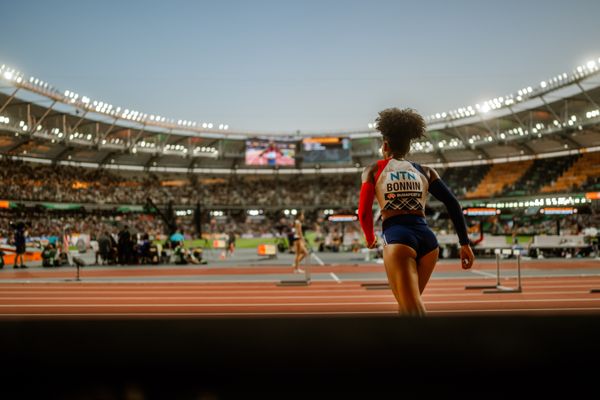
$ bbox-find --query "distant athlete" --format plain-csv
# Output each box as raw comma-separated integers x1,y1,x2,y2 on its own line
358,108,474,316
291,211,308,274
227,230,236,256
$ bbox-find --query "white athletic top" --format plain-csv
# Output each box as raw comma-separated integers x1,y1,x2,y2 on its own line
374,158,429,212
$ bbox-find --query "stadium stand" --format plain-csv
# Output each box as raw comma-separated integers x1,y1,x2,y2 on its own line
465,160,533,199
541,152,600,193
503,154,579,196
439,164,491,198
0,59,599,262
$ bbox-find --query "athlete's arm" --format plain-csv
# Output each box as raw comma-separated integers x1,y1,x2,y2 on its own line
425,167,474,269
358,163,378,248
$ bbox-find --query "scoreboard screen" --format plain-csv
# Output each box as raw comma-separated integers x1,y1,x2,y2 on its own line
302,137,351,164
245,139,296,167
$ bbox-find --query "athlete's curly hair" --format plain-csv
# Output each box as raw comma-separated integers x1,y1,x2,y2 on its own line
375,108,426,156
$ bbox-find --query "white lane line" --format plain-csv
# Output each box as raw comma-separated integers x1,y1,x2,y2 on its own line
0,302,399,307
0,295,397,301
2,307,600,317
0,311,401,317
330,273,341,283
428,307,600,314
1,286,599,297
470,269,497,278
0,290,592,301
1,273,600,285
3,297,600,307
3,280,600,291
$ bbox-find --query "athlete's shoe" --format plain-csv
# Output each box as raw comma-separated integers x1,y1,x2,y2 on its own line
293,268,305,274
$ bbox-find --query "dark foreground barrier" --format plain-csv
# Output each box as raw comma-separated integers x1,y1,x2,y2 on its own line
1,315,599,398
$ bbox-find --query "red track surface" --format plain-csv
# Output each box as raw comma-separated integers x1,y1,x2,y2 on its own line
1,259,600,319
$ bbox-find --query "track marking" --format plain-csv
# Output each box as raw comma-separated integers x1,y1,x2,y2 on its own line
427,307,600,314
470,269,497,278
0,290,594,301
2,307,600,318
330,273,341,283
3,297,600,307
0,311,400,317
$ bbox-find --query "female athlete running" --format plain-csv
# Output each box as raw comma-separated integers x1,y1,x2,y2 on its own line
358,108,474,316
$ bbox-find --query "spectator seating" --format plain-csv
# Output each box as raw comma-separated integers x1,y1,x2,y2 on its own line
541,152,600,193
465,160,533,199
440,164,490,199
504,155,579,196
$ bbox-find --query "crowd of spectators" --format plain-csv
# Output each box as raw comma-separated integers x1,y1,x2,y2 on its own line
2,207,597,252
0,159,360,207
2,157,599,210
1,157,599,265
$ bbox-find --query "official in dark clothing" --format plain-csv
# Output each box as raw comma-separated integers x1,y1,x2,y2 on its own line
13,223,27,269
118,226,131,265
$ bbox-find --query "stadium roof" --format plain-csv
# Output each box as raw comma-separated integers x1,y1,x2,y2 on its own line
1,60,599,173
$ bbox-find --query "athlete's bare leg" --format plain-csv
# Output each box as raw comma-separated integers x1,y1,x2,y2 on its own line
383,244,425,316
293,240,308,272
416,247,439,294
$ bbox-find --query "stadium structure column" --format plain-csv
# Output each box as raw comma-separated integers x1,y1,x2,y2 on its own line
0,88,20,114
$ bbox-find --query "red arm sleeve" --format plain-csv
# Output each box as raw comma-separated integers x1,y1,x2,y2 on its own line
358,181,376,246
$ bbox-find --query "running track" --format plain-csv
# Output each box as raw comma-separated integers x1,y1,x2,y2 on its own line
1,258,600,318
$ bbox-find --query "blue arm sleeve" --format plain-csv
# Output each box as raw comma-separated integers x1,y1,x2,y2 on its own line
428,179,470,246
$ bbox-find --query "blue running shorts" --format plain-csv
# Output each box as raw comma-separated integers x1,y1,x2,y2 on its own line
382,214,439,260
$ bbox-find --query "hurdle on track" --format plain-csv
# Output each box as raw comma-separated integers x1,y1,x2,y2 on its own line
466,248,522,294
277,267,311,286
361,282,390,290
277,249,320,287
64,256,84,282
